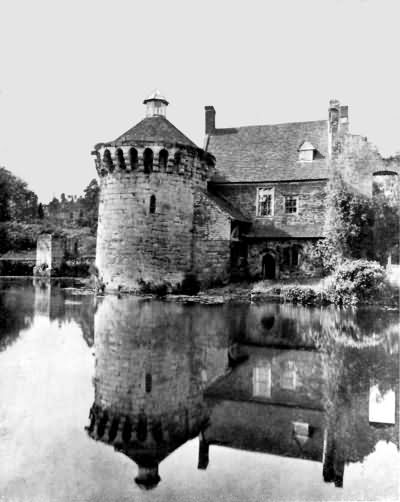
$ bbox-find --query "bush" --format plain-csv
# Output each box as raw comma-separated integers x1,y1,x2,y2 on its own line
281,286,317,304
137,280,169,297
329,259,387,305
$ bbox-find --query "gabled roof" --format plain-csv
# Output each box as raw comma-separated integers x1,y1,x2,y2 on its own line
207,120,329,182
204,190,250,222
299,140,315,151
107,115,198,148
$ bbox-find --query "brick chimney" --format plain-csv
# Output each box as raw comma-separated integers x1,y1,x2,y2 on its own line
328,99,349,156
205,106,216,134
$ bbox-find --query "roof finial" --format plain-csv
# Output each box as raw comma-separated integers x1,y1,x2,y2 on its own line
143,89,169,118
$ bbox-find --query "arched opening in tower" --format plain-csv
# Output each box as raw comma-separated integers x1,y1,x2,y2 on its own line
143,148,154,174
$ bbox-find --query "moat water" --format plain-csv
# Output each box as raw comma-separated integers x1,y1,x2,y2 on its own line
0,278,399,502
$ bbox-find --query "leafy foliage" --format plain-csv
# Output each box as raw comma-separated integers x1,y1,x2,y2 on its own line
315,174,399,273
328,259,388,305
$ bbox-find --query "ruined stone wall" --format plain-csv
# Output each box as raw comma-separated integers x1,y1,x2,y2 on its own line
192,190,231,286
95,147,210,291
211,181,327,231
332,134,385,196
36,234,65,270
36,234,52,268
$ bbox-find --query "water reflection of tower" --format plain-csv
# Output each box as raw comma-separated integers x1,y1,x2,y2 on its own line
33,278,52,318
87,296,230,489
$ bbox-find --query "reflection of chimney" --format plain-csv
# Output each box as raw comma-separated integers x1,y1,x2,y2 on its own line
323,435,344,488
198,434,209,470
135,464,161,490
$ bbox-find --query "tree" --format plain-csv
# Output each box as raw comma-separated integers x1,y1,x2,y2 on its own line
0,167,38,222
317,175,375,272
81,179,99,232
316,173,399,272
38,203,44,219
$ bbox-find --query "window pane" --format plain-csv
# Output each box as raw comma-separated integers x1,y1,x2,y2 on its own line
253,364,271,398
258,189,273,216
285,197,297,214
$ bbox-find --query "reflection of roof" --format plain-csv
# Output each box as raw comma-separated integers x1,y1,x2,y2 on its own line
204,191,250,222
107,115,198,148
207,120,329,182
204,399,325,461
245,223,323,238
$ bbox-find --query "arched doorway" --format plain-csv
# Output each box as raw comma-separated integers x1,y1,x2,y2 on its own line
262,253,276,279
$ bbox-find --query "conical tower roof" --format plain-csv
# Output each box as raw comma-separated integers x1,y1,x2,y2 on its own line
111,115,198,148
104,90,198,149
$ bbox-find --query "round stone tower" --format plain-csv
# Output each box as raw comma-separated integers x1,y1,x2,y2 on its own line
92,90,214,291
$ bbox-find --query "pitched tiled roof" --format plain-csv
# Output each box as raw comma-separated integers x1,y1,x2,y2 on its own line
107,115,198,148
203,190,250,222
207,120,329,182
245,222,323,238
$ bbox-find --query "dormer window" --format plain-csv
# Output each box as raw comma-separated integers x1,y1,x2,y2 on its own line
298,141,315,162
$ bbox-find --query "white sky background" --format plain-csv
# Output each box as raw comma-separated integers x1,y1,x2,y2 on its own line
0,0,399,203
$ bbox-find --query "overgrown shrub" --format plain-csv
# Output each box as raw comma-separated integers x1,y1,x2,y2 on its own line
281,286,317,304
329,259,387,305
137,280,169,297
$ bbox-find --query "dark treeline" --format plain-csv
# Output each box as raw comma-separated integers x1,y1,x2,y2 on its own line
0,166,99,254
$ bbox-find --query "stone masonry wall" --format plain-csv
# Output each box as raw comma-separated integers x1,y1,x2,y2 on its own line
192,190,231,286
247,239,320,279
96,167,207,291
212,181,327,233
36,234,65,270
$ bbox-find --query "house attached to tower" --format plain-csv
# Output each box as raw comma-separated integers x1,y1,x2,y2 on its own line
92,92,399,291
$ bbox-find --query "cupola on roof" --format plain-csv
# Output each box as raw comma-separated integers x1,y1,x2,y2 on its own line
143,89,169,118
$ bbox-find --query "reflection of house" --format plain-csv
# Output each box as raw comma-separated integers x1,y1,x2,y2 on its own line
86,296,230,488
203,339,400,489
205,346,328,463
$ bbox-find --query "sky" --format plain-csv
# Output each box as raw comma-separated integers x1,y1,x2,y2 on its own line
0,0,399,202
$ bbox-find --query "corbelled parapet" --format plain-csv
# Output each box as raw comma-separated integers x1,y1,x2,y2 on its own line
93,91,215,292
92,143,214,181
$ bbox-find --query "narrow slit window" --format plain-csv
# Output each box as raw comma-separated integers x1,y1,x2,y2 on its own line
145,373,152,393
149,195,156,214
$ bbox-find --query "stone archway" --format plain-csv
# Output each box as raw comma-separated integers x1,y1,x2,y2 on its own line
262,253,276,280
